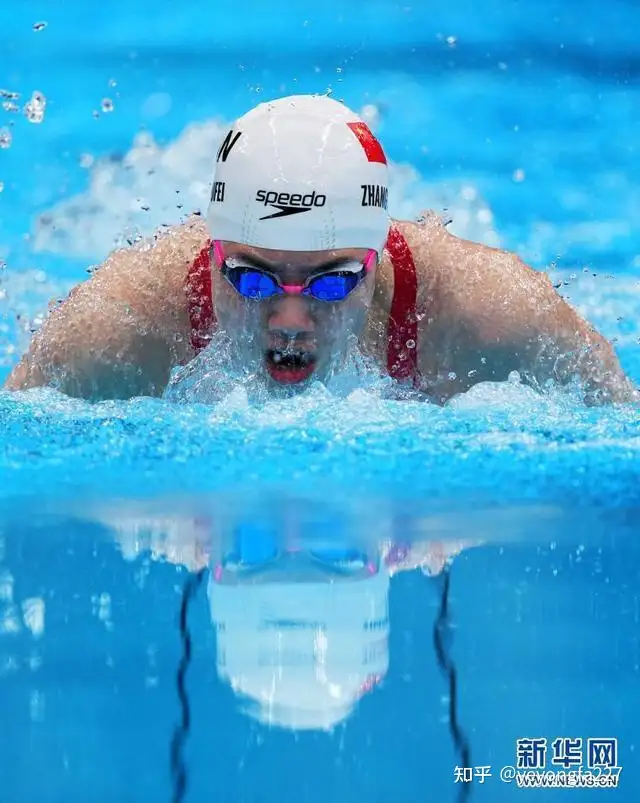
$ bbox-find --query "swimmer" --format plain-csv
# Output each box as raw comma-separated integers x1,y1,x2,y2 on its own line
105,503,472,730
4,94,637,404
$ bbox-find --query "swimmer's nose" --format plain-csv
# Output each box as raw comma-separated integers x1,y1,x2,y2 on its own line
267,296,316,335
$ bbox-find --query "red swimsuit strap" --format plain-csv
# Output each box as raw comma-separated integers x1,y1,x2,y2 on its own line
185,226,419,381
185,242,215,353
384,226,419,381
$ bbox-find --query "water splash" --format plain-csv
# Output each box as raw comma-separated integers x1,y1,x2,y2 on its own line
23,91,46,124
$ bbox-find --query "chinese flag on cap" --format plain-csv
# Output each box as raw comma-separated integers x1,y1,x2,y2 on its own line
347,122,387,165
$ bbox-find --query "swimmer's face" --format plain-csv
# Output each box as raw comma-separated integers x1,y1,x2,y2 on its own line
212,242,376,387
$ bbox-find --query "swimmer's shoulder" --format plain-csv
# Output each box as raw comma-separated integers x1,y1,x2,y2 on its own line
81,215,209,361
379,212,449,300
390,211,450,271
99,214,209,292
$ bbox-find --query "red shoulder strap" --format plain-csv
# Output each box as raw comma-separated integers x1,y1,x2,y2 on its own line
185,240,214,353
385,226,419,381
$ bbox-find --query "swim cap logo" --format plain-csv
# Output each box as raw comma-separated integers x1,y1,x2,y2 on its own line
347,122,387,165
256,189,327,220
360,184,388,209
217,130,242,162
210,181,225,203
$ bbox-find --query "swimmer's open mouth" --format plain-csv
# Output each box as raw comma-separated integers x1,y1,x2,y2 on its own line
265,349,317,384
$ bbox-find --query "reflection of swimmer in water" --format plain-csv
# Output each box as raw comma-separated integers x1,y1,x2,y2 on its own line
107,508,472,731
5,95,636,404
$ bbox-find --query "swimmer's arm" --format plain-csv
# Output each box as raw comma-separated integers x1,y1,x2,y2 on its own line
442,230,637,404
4,221,204,400
404,216,638,404
5,291,176,400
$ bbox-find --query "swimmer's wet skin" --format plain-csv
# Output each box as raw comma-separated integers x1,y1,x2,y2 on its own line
4,94,638,405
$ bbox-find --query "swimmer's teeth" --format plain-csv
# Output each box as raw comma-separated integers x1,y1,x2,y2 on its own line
267,349,315,370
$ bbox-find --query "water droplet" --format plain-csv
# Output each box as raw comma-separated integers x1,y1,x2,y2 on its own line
32,21,47,31
406,339,416,349
101,98,114,113
23,91,46,124
0,128,12,149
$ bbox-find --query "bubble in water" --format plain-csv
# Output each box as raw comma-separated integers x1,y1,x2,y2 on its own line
406,339,416,349
24,91,46,124
513,168,526,182
101,98,114,113
448,372,457,380
2,101,18,113
79,153,94,169
0,89,19,100
32,21,47,31
445,35,458,47
0,128,11,149
108,78,117,88
0,182,4,193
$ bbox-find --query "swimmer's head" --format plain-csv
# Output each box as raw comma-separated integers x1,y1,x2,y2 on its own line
207,94,390,388
207,558,390,731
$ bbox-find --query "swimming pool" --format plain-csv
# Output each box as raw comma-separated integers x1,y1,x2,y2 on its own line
1,0,640,800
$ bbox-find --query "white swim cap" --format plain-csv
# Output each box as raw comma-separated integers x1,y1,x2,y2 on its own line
207,94,390,254
208,568,390,731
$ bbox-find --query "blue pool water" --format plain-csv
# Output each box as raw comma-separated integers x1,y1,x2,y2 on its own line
2,1,640,801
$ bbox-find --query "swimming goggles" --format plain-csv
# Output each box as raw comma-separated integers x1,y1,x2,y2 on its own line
213,240,376,302
216,524,378,579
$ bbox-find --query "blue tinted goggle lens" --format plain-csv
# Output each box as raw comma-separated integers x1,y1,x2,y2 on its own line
226,527,371,573
224,266,365,302
232,269,280,299
308,272,362,301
